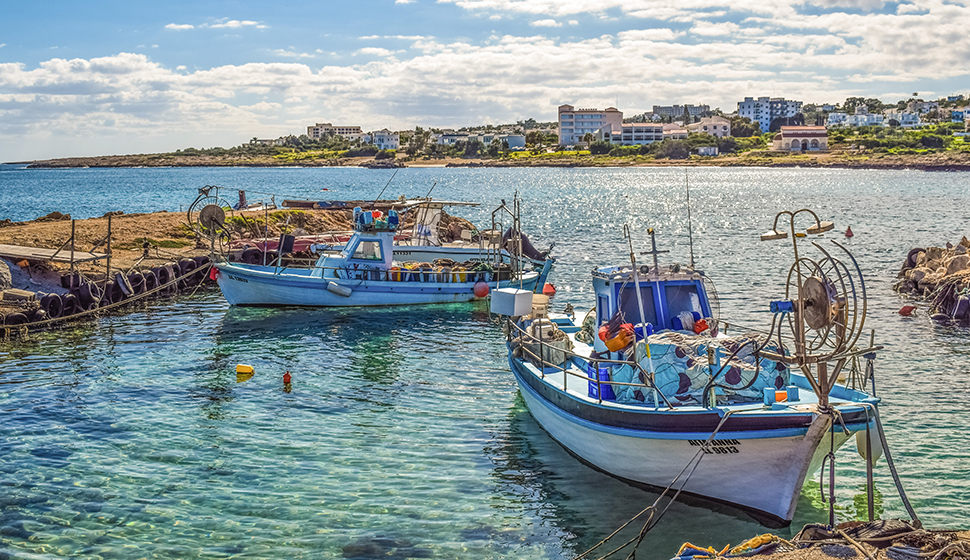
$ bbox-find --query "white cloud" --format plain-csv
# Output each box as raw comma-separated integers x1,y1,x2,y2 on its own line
568,20,579,25
209,20,266,29
356,47,402,56
273,49,316,58
396,0,414,3
531,19,562,27
165,24,195,30
0,44,6,48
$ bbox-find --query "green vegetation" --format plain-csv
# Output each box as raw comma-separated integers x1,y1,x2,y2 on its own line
829,123,969,154
114,237,193,250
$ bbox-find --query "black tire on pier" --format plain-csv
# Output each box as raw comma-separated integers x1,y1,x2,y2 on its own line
129,272,146,295
61,293,80,316
78,281,102,307
40,293,63,319
178,259,198,287
143,269,158,293
105,281,125,304
242,248,262,265
3,312,28,326
30,308,47,323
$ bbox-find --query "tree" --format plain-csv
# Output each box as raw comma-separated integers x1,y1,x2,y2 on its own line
588,141,612,155
682,106,691,125
730,116,760,137
656,140,690,160
582,132,595,144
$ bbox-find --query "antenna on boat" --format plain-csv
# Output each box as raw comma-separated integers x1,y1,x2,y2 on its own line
370,168,399,208
424,181,437,199
685,168,695,269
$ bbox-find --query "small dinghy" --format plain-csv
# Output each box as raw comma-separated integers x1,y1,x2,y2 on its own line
496,212,885,526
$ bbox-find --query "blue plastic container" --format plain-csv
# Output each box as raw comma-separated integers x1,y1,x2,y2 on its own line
634,323,654,340
587,363,616,401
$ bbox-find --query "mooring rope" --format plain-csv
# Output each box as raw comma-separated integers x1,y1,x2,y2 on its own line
573,411,736,560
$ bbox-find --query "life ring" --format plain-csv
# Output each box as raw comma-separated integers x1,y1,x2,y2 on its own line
40,293,63,319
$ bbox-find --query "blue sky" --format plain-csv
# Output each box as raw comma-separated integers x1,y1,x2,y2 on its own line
1,0,969,160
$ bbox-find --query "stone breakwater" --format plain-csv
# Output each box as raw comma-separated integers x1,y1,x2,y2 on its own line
893,238,970,322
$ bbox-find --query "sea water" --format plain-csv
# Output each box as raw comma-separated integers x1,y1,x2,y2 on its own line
0,165,968,558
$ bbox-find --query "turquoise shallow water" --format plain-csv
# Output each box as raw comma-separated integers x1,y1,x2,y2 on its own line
1,165,969,558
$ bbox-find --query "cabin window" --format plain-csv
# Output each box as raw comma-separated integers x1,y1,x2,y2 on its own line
352,240,383,261
597,295,610,326
665,284,703,319
617,286,657,326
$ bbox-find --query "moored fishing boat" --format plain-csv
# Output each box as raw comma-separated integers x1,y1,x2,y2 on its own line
496,211,890,527
214,206,548,307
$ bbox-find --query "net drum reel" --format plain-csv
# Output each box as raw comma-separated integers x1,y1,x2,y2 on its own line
761,209,873,408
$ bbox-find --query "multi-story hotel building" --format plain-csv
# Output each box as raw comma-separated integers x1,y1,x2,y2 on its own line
307,123,364,142
558,105,623,145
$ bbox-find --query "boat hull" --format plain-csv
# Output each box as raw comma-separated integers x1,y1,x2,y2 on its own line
509,356,867,526
215,263,540,307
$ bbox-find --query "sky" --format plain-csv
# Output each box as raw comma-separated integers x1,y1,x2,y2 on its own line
1,0,969,161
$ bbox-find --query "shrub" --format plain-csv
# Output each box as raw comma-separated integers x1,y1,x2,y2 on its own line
589,141,612,155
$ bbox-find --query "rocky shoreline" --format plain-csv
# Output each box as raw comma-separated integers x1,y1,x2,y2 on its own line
13,149,970,172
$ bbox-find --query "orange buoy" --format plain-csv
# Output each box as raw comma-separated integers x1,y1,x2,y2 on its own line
899,305,915,316
283,371,292,384
845,226,854,238
542,283,556,296
473,282,490,298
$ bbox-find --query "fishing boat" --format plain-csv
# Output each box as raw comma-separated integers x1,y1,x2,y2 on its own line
495,212,889,527
230,197,553,269
214,206,548,307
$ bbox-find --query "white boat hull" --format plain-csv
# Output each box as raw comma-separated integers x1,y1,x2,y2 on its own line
510,358,863,526
216,263,540,307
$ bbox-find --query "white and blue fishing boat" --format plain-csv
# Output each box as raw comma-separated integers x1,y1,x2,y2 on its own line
215,206,549,307
497,212,892,527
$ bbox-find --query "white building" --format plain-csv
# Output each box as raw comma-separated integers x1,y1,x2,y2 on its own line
652,104,710,118
826,108,884,127
737,97,803,133
883,110,920,128
662,123,689,140
771,126,827,151
686,116,731,138
558,104,623,145
434,132,470,146
616,123,663,145
365,129,400,150
468,133,526,149
307,123,364,142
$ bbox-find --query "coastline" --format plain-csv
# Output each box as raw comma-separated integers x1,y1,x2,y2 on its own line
11,149,970,172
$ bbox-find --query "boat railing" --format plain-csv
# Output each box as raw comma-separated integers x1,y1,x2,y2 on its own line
506,319,674,409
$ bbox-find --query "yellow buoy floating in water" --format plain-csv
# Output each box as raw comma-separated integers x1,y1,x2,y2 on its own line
236,364,255,383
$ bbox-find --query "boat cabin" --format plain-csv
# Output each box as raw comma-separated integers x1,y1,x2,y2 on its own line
314,208,399,277
591,265,713,336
